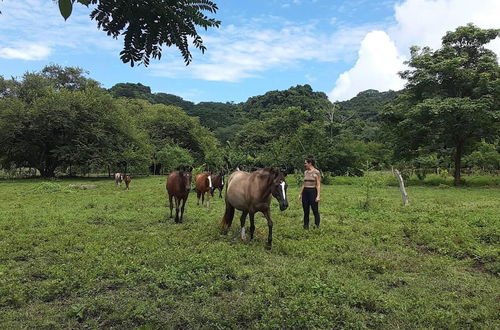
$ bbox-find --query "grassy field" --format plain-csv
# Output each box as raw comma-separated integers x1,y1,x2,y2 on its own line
0,176,499,329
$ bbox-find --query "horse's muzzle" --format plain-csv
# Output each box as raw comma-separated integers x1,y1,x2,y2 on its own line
279,202,289,211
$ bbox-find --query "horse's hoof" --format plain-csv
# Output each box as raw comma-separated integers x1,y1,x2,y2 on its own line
265,244,272,250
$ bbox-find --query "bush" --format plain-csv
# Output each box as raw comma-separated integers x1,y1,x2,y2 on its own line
31,182,72,193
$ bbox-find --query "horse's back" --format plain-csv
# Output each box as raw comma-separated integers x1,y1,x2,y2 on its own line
195,172,210,192
166,172,180,195
226,171,253,210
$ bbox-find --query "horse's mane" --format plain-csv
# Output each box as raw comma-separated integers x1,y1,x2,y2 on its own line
259,168,280,198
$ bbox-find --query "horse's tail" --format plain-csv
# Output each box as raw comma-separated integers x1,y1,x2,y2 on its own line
220,202,235,234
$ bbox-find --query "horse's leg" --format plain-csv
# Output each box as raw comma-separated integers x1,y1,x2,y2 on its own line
262,210,273,250
180,197,187,223
240,211,248,240
175,197,181,223
197,191,201,205
249,213,256,241
220,202,235,234
219,188,222,199
168,194,174,219
201,191,205,206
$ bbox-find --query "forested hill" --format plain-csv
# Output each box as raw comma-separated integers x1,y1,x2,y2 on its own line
108,83,396,140
337,89,399,120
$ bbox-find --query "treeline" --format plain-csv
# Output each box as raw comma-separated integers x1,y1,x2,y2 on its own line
0,66,219,177
1,25,499,184
107,82,398,175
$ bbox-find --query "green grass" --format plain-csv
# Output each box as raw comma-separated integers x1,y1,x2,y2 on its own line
329,172,500,187
0,176,499,329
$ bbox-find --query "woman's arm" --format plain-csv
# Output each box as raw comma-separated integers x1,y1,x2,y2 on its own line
298,184,304,200
315,172,321,202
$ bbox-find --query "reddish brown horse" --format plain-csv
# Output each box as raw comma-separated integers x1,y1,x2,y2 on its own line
124,175,132,190
166,169,193,223
210,173,225,198
220,168,288,249
195,172,213,206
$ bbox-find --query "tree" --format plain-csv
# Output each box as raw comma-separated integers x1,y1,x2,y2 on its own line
51,0,221,66
0,87,146,177
117,99,220,170
109,83,154,101
463,140,500,172
383,24,500,185
156,145,194,173
0,66,150,177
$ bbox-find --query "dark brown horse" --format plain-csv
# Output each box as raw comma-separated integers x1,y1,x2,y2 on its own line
124,175,132,190
220,168,288,249
166,169,193,223
195,172,213,206
210,173,225,198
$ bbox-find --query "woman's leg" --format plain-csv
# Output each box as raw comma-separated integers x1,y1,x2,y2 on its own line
302,190,311,229
311,189,320,227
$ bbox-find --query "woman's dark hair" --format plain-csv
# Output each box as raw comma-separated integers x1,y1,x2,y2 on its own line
304,157,316,166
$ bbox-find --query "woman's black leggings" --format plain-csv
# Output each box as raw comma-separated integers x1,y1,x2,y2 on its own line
302,188,320,228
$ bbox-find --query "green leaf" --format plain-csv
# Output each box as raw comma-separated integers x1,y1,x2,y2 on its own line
59,0,73,21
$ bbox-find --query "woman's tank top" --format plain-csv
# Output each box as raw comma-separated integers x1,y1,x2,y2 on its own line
304,169,320,188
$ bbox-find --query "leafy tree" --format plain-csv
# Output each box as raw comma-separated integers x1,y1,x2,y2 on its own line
156,145,194,173
116,99,220,170
50,0,221,66
3,65,99,104
463,140,500,171
109,83,154,101
41,64,100,91
383,24,500,185
242,84,331,120
154,93,195,112
0,87,146,177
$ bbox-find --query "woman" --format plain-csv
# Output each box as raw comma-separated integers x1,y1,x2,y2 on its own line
298,157,321,229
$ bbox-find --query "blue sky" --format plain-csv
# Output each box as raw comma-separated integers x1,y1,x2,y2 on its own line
1,0,499,103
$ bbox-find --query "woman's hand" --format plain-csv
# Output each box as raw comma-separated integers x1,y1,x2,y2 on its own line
315,196,320,202
298,194,302,200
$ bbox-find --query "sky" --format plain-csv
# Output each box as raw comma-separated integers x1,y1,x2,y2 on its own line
0,0,499,103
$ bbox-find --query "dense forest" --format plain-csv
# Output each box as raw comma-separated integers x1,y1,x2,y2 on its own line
0,25,499,184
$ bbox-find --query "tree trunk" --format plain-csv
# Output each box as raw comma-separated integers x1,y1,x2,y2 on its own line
454,142,464,185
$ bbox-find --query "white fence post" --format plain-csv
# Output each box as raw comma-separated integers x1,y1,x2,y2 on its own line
394,169,409,206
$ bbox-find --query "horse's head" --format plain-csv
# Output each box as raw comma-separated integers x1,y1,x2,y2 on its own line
268,168,289,211
206,173,214,196
180,170,193,191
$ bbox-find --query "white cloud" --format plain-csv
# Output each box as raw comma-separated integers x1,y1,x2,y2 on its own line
0,0,119,60
329,31,405,101
389,0,500,54
150,20,378,82
0,43,51,60
329,0,500,101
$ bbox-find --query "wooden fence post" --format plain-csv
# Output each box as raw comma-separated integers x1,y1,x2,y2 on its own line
394,169,409,206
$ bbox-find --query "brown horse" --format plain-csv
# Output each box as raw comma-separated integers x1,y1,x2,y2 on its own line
124,175,132,190
220,168,288,249
211,173,225,198
195,172,213,206
166,169,193,223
